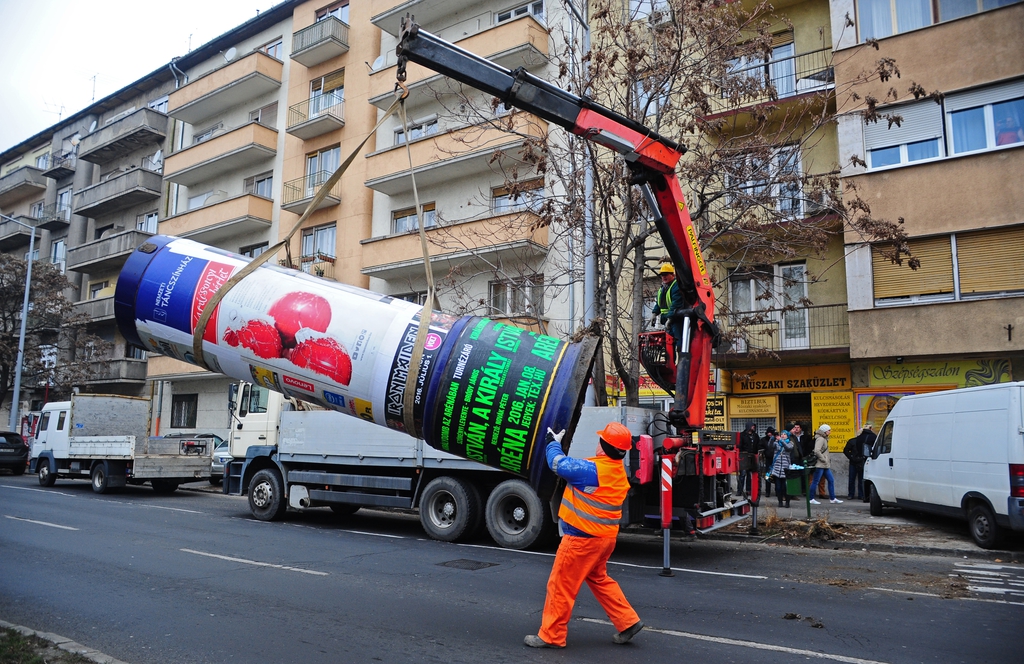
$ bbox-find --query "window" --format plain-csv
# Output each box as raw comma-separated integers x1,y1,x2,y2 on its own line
872,236,954,303
865,99,943,168
317,1,349,23
492,178,544,214
858,0,931,41
89,281,110,299
629,0,669,20
188,191,215,210
634,76,671,117
50,239,66,273
306,146,340,183
310,70,344,118
393,203,437,234
147,96,168,114
398,291,428,305
126,343,147,360
142,149,163,173
726,34,797,99
947,81,1024,153
35,153,49,169
875,421,893,455
30,200,45,219
40,345,57,369
137,211,158,234
238,384,269,417
497,1,544,23
729,263,809,348
259,39,283,60
56,187,72,216
730,265,774,313
240,243,268,258
170,394,198,428
244,171,274,198
94,224,114,241
938,0,1019,22
489,276,544,316
56,411,67,431
394,117,438,145
192,123,222,145
302,223,336,262
249,102,278,128
727,146,804,216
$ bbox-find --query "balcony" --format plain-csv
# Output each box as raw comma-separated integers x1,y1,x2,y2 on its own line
719,304,850,354
78,108,169,165
167,51,283,126
66,229,153,273
290,16,349,68
72,168,162,218
281,171,341,214
0,216,36,250
708,47,834,119
163,123,277,187
159,194,272,245
368,16,549,108
280,251,336,279
286,96,345,140
360,213,547,281
0,166,47,207
41,150,77,179
36,202,73,231
84,358,148,385
73,296,116,322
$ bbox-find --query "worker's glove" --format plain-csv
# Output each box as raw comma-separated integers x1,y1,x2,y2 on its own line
546,428,565,444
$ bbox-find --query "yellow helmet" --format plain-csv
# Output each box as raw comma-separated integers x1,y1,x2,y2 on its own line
659,263,675,275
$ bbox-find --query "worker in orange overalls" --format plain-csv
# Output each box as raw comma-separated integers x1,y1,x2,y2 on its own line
524,422,644,649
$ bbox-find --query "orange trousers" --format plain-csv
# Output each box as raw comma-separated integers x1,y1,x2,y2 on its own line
538,534,640,647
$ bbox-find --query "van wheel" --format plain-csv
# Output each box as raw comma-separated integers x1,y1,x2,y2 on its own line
869,485,883,516
249,468,286,521
91,462,110,494
38,460,56,487
419,476,477,542
968,503,1004,549
485,479,547,550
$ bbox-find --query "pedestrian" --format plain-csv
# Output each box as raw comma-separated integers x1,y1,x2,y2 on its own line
524,423,644,649
768,429,794,507
808,424,842,505
844,425,875,500
760,427,777,497
738,422,759,496
651,263,684,351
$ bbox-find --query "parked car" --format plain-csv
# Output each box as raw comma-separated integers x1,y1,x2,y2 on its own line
0,431,30,475
210,437,231,485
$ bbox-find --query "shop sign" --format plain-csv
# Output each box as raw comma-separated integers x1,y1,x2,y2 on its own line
705,395,727,430
868,359,1011,389
811,391,856,452
729,365,851,394
728,395,778,418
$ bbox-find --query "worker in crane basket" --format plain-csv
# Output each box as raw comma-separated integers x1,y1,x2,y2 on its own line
524,423,644,649
651,262,684,351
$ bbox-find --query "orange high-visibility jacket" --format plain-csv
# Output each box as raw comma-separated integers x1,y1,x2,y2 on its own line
558,455,630,538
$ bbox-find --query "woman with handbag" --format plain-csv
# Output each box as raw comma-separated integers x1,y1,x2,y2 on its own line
768,430,795,508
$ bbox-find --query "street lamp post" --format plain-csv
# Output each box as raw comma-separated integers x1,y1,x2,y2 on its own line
1,213,37,433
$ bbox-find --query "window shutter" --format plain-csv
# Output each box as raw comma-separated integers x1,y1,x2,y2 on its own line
945,78,1024,113
772,30,794,47
872,236,953,299
956,225,1024,295
243,175,255,194
324,69,345,92
863,100,943,149
260,102,277,127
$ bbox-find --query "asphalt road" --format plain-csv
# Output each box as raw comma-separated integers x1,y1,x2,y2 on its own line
1,474,1020,664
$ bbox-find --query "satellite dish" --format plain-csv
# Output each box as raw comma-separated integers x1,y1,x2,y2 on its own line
224,47,237,62
88,120,97,133
70,134,81,146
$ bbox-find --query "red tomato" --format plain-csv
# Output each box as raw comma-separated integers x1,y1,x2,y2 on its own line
223,319,283,359
268,291,332,346
286,334,352,385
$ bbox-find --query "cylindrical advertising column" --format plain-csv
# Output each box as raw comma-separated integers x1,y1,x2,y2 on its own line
115,236,596,494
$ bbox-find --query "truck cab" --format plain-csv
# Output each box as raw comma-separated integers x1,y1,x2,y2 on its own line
228,382,279,458
31,402,72,461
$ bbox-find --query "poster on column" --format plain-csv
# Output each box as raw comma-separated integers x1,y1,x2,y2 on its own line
811,391,856,452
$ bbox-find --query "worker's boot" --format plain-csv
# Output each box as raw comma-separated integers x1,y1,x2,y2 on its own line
524,635,563,649
612,621,644,645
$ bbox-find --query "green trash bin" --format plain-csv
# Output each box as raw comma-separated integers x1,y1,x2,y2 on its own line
785,468,807,496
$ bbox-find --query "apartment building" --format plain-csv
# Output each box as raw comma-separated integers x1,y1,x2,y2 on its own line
833,0,1024,428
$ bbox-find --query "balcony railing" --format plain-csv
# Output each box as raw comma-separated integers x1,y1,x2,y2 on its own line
281,170,342,213
36,202,72,230
84,358,148,384
280,251,336,279
66,228,153,273
291,17,350,67
72,167,162,218
286,96,345,140
718,303,849,353
41,150,77,179
722,47,834,102
77,107,168,165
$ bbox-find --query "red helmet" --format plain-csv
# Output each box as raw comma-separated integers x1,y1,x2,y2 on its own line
596,422,632,451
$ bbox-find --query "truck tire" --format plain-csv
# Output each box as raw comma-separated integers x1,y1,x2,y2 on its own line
419,476,477,542
91,462,111,494
968,503,1004,549
38,460,56,487
151,480,179,494
485,479,547,550
249,468,287,521
868,484,883,516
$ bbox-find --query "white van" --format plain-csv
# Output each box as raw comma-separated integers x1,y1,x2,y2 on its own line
864,381,1024,548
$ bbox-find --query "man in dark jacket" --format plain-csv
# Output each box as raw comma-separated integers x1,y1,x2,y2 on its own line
844,425,875,500
738,422,758,496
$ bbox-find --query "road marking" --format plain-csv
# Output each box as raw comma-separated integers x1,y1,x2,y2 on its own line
951,562,1024,600
1,484,75,497
4,515,78,530
580,618,888,663
868,586,1024,606
340,529,404,539
138,504,204,515
181,548,328,576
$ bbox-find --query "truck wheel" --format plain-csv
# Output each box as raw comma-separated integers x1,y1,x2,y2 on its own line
249,468,286,521
485,479,547,550
968,503,1004,549
38,460,56,487
869,484,883,516
419,476,477,542
151,480,179,494
91,462,110,494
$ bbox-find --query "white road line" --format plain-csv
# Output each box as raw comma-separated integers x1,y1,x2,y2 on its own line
138,504,204,515
1,484,75,497
868,586,1024,606
579,618,888,664
955,563,1020,571
339,529,404,539
4,515,79,530
180,548,328,576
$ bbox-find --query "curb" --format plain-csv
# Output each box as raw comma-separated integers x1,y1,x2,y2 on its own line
0,619,129,664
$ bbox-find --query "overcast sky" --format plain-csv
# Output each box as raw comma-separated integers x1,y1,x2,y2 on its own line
0,0,278,153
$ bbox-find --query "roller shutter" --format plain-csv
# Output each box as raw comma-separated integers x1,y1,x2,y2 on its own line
872,236,953,299
956,225,1024,295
